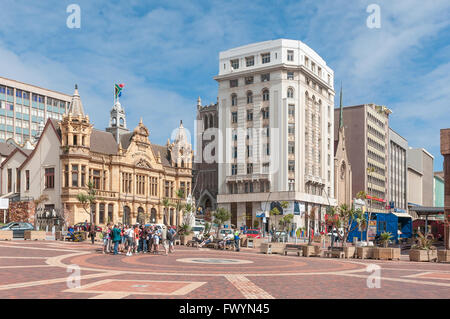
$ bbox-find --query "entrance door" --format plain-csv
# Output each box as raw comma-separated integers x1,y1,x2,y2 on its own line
245,202,252,228
231,203,237,227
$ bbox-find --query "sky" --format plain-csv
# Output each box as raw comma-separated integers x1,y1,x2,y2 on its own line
0,0,449,170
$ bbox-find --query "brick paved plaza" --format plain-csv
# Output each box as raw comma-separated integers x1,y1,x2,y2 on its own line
0,241,449,299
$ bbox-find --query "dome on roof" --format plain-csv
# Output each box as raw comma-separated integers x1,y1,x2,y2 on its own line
174,120,188,145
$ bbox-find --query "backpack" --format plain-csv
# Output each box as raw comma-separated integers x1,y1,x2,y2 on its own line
167,229,174,241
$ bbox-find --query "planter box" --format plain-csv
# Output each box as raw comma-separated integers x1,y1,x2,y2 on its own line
344,246,356,259
302,245,316,257
0,231,13,240
437,250,450,263
24,231,46,241
314,245,322,257
180,234,193,245
260,242,286,254
409,249,438,262
356,246,374,259
246,238,262,249
373,247,400,260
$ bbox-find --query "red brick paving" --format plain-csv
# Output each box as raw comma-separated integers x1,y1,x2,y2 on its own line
0,241,449,299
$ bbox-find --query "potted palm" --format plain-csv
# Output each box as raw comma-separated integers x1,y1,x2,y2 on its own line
373,232,400,260
409,232,437,262
177,223,193,245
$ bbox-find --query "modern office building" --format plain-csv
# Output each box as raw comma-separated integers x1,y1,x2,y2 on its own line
335,104,392,214
193,97,219,213
434,171,444,208
388,128,408,213
407,147,434,208
0,76,71,145
215,39,336,233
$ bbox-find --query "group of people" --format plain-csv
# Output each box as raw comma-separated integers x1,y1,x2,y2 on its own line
195,228,241,252
101,223,177,256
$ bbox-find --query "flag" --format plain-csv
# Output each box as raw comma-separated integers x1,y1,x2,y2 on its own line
114,83,125,99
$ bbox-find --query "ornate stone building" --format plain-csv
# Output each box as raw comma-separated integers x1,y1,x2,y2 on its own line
334,88,352,207
20,85,193,227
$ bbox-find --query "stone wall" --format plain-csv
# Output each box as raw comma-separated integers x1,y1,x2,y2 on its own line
8,201,36,224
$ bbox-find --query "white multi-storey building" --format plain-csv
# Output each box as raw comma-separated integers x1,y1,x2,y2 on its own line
215,39,336,234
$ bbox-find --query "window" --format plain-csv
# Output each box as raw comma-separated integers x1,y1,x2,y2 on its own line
287,50,294,61
262,108,269,119
265,143,270,155
92,170,101,189
263,162,270,173
231,164,237,175
7,169,12,193
261,53,270,64
262,89,269,101
233,147,237,159
288,160,295,173
288,179,295,191
288,104,295,117
261,73,270,82
231,94,237,106
25,170,30,191
247,163,253,174
71,165,78,187
122,173,132,193
247,91,253,104
45,168,55,189
288,123,295,135
247,145,252,158
230,79,238,88
305,56,309,67
288,142,295,154
287,88,294,98
245,76,254,85
230,59,239,70
247,110,253,121
287,72,294,80
231,112,238,123
136,175,146,195
246,56,254,67
99,204,105,224
64,165,69,187
81,165,86,187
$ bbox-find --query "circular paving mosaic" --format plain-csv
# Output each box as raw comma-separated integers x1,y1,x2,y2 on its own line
176,257,253,265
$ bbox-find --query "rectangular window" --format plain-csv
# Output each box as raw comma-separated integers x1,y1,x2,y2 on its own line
231,164,237,175
230,59,239,70
7,169,12,193
247,163,253,174
247,110,253,121
288,104,295,117
246,56,254,67
245,76,254,85
262,108,269,119
25,170,30,191
288,123,295,135
72,165,78,187
64,165,69,187
233,147,237,159
287,50,294,61
81,165,86,187
261,73,270,82
45,167,55,189
266,144,270,155
288,160,295,173
289,179,295,191
263,162,270,174
288,142,295,154
261,53,270,64
231,112,238,123
247,145,252,158
92,169,101,189
287,72,294,80
230,79,238,88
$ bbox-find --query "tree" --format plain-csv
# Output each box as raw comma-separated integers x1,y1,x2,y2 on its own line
279,214,294,232
76,182,98,225
327,204,366,247
174,189,186,227
213,207,231,234
160,198,173,226
269,201,289,241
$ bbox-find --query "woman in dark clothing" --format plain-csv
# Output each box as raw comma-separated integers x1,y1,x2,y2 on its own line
89,224,96,244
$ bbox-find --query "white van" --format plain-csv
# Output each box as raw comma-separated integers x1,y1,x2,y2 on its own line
191,225,205,237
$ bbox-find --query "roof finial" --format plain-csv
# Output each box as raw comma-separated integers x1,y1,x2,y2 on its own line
75,84,78,90
139,117,143,124
339,82,343,129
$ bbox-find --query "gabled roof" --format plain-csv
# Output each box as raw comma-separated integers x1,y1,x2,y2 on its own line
1,147,32,168
0,143,17,157
119,132,134,150
151,144,171,167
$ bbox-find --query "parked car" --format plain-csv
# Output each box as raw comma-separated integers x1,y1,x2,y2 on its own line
274,231,288,242
191,225,205,237
244,229,261,239
0,222,34,238
219,228,233,238
73,222,102,232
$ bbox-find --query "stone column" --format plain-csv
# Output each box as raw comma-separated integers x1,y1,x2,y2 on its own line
440,129,450,250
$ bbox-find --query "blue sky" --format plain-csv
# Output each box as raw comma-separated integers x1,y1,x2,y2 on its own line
0,0,449,170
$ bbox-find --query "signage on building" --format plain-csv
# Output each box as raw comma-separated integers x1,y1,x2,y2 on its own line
0,199,9,209
368,220,377,240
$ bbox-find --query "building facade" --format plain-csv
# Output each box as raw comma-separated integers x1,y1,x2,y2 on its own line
0,77,71,145
407,147,434,215
389,128,408,213
335,104,392,213
16,85,193,228
193,97,218,212
215,39,336,232
434,171,444,208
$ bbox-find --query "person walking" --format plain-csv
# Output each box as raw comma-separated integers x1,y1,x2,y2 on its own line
89,224,96,245
112,224,122,255
168,226,177,253
102,224,112,254
234,228,241,252
125,225,135,256
152,227,160,254
161,225,168,255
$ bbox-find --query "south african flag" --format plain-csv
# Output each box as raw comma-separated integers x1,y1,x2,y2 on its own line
115,83,125,99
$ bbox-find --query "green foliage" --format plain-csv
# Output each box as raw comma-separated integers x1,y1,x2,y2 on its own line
379,232,393,248
279,214,294,232
253,220,259,228
177,223,192,236
77,182,97,224
412,231,436,250
213,208,231,231
327,204,366,246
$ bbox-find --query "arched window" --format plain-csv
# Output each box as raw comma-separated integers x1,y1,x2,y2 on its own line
150,208,157,223
231,94,238,106
287,87,294,98
108,204,114,224
137,207,145,225
247,91,253,104
119,117,124,127
112,117,117,126
262,89,269,101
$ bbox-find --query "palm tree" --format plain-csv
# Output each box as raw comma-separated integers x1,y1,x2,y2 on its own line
77,182,97,224
213,207,231,234
160,198,172,226
174,189,185,227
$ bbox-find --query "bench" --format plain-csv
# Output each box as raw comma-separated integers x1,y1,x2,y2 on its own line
186,240,198,248
174,239,181,246
284,244,303,256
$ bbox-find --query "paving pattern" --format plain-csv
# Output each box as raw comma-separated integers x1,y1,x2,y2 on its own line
0,240,449,299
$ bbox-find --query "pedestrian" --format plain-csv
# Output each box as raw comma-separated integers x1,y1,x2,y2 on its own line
168,226,176,253
112,224,122,255
234,228,240,252
88,224,96,245
126,225,135,256
161,225,168,255
152,228,160,254
133,224,140,254
102,224,111,254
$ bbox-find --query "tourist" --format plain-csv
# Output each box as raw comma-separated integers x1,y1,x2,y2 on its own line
199,233,214,248
125,225,135,256
168,226,177,253
88,223,96,245
234,228,240,252
133,224,140,253
102,224,112,254
112,224,122,255
161,225,168,255
152,227,160,254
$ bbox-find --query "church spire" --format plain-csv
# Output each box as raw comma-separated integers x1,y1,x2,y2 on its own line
68,84,85,117
339,83,343,129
